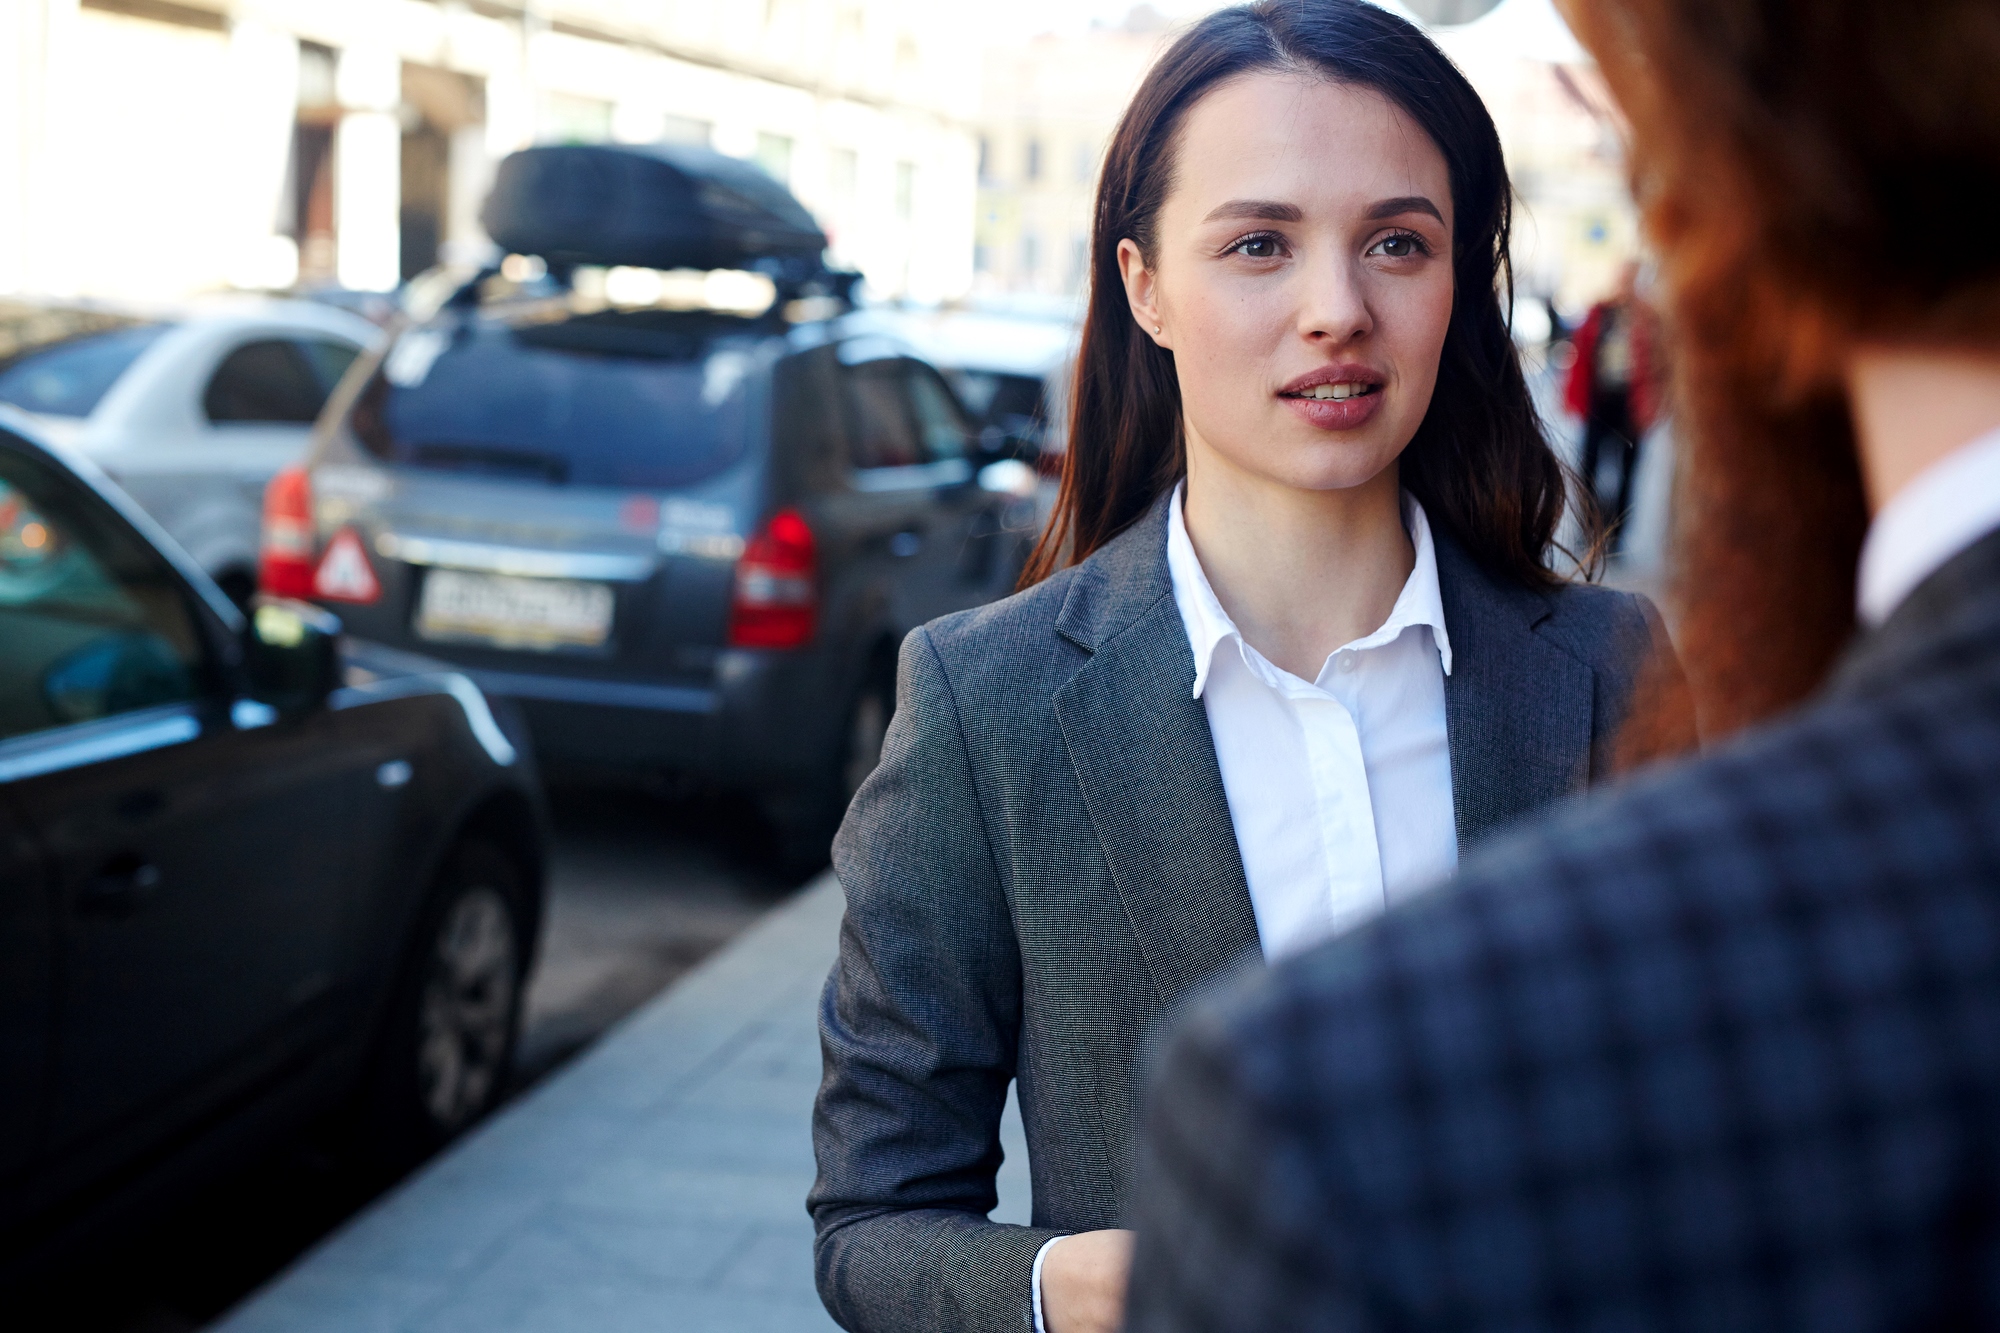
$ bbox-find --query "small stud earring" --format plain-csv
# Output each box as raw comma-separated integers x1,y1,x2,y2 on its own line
1153,324,1162,335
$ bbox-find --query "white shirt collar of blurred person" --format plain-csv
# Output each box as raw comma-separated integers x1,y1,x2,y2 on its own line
1165,482,1457,962
1858,423,2000,626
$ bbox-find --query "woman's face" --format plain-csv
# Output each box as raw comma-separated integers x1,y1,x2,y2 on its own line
1121,73,1457,494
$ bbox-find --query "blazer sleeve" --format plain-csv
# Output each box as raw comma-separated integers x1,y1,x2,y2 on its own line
809,625,1067,1333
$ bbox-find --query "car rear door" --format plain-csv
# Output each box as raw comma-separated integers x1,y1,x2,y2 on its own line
0,438,371,1161
818,353,987,633
0,795,51,1185
902,362,1023,608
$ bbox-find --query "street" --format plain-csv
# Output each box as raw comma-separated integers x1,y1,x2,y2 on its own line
29,785,810,1333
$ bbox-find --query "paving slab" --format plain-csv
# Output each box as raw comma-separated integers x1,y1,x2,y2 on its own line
213,873,1030,1332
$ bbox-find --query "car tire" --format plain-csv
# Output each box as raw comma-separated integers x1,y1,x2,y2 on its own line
355,838,529,1176
764,661,894,874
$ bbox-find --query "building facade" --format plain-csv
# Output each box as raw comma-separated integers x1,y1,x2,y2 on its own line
972,9,1168,299
970,0,1634,316
0,0,979,304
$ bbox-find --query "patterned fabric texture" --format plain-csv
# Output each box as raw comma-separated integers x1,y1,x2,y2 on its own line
1125,529,2000,1333
810,494,1676,1333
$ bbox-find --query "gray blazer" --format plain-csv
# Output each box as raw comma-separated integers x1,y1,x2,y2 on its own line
809,495,1678,1333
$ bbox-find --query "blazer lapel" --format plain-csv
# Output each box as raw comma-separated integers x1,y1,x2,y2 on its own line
1435,534,1596,850
1051,501,1261,1007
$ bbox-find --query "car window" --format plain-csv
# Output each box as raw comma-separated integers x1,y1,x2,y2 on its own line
843,361,923,470
0,443,206,743
348,313,754,489
905,366,970,463
0,325,171,418
300,338,361,393
203,339,328,425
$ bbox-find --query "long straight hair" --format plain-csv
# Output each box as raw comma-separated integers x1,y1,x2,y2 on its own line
1021,0,1585,589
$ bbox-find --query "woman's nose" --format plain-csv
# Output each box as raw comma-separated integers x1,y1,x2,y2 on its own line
1298,253,1373,344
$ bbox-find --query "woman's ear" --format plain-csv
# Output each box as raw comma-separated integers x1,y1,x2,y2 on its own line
1117,238,1169,348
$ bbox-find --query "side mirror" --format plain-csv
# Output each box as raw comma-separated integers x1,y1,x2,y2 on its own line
977,458,1039,499
245,596,343,717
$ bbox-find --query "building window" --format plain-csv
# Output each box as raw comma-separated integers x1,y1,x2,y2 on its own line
895,161,916,223
1025,138,1043,183
1075,142,1096,185
1022,232,1040,276
974,243,991,273
660,114,711,147
829,148,859,209
977,136,991,184
755,133,794,186
539,94,611,144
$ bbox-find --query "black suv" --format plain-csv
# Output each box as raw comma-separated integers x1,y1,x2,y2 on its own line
0,412,546,1283
263,144,1038,854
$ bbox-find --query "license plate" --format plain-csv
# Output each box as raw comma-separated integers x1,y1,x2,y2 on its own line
415,569,615,651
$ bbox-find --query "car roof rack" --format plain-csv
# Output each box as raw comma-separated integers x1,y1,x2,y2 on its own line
480,142,839,296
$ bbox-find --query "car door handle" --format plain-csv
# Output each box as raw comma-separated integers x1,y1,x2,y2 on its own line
78,855,162,918
889,530,922,558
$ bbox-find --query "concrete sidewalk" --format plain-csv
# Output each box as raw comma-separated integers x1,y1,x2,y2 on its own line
215,873,1029,1333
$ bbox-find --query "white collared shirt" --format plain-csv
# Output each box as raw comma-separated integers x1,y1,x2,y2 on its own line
1166,482,1459,959
1029,485,1461,1332
1858,424,2000,626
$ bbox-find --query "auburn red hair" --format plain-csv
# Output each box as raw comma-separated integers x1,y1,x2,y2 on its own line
1566,0,2000,754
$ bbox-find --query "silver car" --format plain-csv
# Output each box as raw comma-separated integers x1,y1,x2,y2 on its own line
0,298,381,603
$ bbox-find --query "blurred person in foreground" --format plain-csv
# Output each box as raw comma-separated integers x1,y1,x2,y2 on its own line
1563,259,1662,550
1125,1,2000,1328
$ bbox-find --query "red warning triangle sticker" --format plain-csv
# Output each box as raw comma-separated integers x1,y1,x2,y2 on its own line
313,528,381,603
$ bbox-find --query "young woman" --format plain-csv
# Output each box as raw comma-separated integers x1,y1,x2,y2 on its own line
811,5,1687,1332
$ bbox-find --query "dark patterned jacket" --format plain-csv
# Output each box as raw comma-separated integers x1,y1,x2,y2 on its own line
810,494,1677,1333
1125,528,2000,1333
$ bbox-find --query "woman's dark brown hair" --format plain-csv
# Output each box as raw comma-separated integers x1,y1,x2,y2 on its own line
1564,0,2000,750
1021,0,1582,589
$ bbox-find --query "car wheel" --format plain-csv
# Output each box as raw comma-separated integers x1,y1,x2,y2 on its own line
356,839,528,1174
839,674,891,800
764,664,894,874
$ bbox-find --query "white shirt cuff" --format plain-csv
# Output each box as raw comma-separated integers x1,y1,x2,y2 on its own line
1030,1234,1066,1333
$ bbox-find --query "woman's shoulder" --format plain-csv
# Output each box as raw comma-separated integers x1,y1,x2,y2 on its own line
914,563,1092,684
1536,578,1670,671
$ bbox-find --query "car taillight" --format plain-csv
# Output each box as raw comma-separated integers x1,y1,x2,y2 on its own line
729,508,817,649
259,465,317,598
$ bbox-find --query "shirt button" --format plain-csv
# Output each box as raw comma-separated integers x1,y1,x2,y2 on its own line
1336,653,1357,673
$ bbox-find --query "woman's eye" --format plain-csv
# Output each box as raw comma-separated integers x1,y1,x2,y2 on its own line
1230,234,1283,259
1372,232,1428,259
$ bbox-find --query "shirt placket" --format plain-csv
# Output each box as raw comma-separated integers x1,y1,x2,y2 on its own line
1281,670,1386,939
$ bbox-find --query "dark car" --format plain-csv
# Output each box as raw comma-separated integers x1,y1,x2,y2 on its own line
262,143,1039,858
0,410,547,1286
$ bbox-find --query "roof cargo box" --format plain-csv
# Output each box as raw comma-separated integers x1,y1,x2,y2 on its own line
480,143,826,280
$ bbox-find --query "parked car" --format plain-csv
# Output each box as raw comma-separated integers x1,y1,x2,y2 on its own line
888,296,1078,471
0,410,546,1287
264,143,1040,858
0,297,381,604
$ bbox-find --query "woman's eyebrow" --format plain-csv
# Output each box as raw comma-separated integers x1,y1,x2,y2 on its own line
1201,199,1304,223
1367,195,1445,223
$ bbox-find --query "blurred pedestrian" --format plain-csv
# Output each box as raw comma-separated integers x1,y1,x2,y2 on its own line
1563,258,1661,549
1124,1,2000,1329
809,5,1682,1333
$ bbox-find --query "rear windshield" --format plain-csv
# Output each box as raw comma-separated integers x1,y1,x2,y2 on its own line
349,312,758,489
0,324,171,418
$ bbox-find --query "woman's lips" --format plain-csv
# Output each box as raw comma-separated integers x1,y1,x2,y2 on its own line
1280,383,1385,431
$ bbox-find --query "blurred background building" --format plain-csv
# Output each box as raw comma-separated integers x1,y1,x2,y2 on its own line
969,0,1635,322
0,0,1635,320
0,0,979,304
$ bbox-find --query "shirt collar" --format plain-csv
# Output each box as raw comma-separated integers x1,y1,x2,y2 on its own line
1858,424,2000,627
1165,483,1453,699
